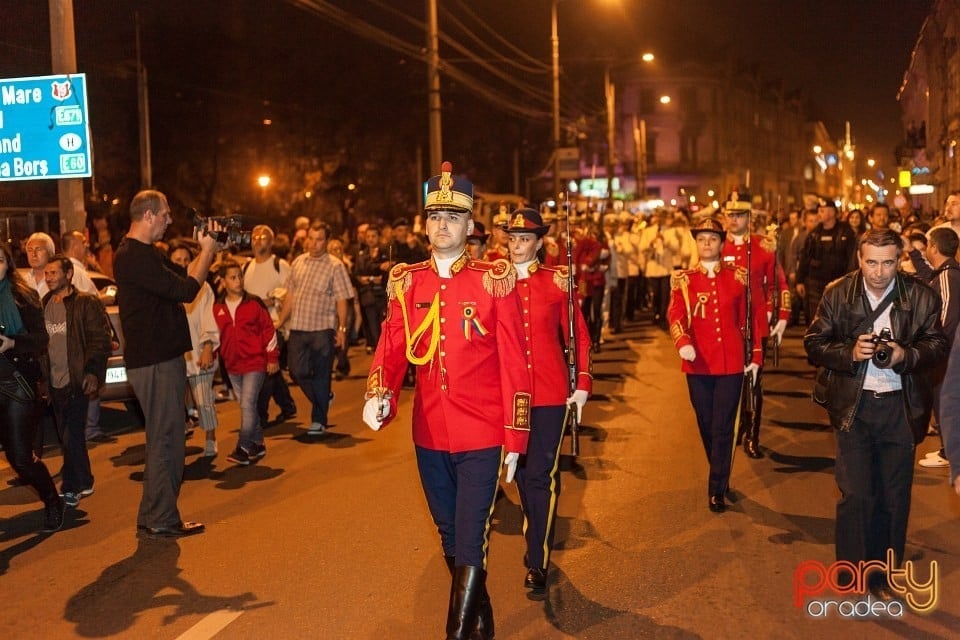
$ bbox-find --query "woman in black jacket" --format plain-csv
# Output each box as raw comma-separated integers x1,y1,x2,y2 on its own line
0,241,64,532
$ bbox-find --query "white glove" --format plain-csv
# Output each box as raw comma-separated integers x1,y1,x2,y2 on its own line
566,390,589,422
679,345,696,362
362,396,389,431
770,319,787,345
503,452,519,483
744,363,760,385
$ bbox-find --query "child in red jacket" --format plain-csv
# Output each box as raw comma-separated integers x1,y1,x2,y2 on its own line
214,259,279,465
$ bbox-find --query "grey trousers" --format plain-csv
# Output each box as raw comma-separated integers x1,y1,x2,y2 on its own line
129,357,187,529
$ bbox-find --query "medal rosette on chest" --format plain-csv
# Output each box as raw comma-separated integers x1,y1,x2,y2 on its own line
692,292,711,319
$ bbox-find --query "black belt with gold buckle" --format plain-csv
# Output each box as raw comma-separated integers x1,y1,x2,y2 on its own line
868,389,901,399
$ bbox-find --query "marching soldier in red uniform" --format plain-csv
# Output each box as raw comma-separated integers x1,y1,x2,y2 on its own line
721,192,789,458
483,206,511,262
505,208,592,597
362,162,531,640
540,209,564,267
668,216,766,512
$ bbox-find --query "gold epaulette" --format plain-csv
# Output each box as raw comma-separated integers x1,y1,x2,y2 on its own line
387,261,429,300
469,258,517,297
733,264,749,286
759,233,776,253
535,263,571,293
670,270,691,291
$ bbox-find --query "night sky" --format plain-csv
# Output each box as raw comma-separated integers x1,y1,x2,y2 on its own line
0,0,935,202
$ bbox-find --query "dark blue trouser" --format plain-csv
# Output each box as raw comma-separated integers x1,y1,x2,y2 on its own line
287,329,334,425
51,385,93,494
835,392,914,577
516,405,566,571
686,373,741,496
415,445,502,569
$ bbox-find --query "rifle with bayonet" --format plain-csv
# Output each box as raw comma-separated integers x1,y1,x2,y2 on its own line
563,199,581,456
770,201,782,367
737,208,756,455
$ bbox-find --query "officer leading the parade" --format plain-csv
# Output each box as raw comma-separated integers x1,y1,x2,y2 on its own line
362,162,532,640
668,215,767,512
505,207,592,597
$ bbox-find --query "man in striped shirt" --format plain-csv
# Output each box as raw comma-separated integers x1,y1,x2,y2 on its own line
276,220,352,435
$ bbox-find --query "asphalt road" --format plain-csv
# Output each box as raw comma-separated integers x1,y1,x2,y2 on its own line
2,320,959,639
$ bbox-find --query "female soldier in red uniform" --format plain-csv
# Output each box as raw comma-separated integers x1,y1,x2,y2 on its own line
505,208,593,596
668,216,766,512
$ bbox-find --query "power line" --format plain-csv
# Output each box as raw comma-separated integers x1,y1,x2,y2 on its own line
288,0,558,122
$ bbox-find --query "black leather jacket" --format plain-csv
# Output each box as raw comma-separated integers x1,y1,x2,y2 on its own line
40,288,111,392
804,270,948,443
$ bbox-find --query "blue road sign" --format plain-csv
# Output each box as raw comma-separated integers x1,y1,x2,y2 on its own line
0,73,92,181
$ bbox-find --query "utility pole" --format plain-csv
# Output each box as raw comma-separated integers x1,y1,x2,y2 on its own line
605,66,615,207
551,0,561,200
48,0,85,235
426,0,442,175
136,13,152,189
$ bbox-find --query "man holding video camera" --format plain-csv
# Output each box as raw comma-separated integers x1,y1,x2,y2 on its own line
114,190,222,538
804,228,947,601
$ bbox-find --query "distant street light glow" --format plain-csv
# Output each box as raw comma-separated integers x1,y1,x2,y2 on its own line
257,175,271,188
642,52,655,62
659,95,671,104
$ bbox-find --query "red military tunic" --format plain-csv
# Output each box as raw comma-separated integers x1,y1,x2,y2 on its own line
667,262,765,375
483,246,510,262
573,235,606,296
515,261,592,406
367,253,532,454
542,235,566,267
720,233,790,338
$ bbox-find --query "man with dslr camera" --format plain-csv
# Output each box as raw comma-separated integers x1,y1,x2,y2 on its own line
804,228,947,601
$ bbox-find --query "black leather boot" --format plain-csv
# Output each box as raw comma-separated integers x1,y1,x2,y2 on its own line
446,565,484,640
743,421,763,459
473,579,495,640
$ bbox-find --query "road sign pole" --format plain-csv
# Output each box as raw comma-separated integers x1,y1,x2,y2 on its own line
49,0,85,235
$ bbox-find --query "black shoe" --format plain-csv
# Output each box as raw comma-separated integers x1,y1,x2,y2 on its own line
524,567,547,593
7,476,26,487
87,432,117,444
709,495,726,513
41,496,66,532
227,447,252,466
248,443,267,460
138,521,206,538
274,410,297,424
869,584,900,603
743,438,763,459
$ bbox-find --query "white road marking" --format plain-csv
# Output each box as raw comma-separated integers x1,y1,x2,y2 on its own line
174,610,244,640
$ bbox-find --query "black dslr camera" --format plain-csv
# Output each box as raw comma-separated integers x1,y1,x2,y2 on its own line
191,209,252,250
869,328,895,368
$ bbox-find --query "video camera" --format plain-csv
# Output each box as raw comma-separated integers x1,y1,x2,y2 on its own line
869,327,895,368
190,209,252,250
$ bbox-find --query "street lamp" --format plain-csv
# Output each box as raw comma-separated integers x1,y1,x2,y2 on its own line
551,0,620,201
605,52,656,205
257,174,271,208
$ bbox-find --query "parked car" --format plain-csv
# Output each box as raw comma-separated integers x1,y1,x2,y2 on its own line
89,271,143,424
